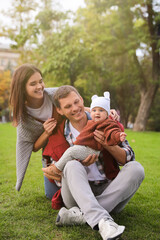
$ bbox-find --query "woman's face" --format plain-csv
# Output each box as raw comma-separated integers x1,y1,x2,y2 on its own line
25,72,45,104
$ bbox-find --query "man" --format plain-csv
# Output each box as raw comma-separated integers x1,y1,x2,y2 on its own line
42,85,144,240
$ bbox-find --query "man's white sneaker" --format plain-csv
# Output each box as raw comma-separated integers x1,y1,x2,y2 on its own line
56,206,86,226
99,218,125,240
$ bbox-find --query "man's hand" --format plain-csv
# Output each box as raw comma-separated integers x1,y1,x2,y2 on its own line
43,118,57,136
94,129,127,165
93,129,107,148
81,154,98,166
42,164,62,182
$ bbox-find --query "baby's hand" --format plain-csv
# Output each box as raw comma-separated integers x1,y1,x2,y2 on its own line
120,132,127,142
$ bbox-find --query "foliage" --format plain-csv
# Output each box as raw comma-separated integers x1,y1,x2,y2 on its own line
0,70,11,117
0,123,160,239
0,0,160,130
39,25,91,87
75,2,142,125
2,0,38,46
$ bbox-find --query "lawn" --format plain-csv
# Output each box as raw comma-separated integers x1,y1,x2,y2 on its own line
0,123,160,240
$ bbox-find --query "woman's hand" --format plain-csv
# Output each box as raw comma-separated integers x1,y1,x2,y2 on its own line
33,118,57,152
42,164,62,182
110,109,120,121
81,154,98,166
84,107,90,113
43,118,57,136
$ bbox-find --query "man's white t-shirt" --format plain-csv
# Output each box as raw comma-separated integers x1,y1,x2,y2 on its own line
69,122,106,181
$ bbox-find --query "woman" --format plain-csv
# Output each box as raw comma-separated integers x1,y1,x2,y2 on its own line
10,63,60,199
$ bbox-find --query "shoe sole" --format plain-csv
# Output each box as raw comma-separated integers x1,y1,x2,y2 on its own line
56,207,86,227
107,233,122,240
56,214,62,226
107,226,125,240
55,207,68,227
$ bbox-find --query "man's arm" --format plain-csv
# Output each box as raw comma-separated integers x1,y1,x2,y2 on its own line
93,129,132,165
102,145,126,165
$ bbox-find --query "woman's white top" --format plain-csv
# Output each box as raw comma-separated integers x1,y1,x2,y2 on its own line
26,93,53,121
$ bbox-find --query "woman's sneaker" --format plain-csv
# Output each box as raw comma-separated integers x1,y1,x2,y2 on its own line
56,206,86,226
98,218,125,240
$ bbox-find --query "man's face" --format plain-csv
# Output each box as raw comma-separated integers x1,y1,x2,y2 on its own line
56,91,85,123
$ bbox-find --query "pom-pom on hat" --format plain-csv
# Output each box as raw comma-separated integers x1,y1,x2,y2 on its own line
90,91,110,115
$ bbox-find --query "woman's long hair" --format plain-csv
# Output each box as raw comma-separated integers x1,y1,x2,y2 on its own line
9,63,42,126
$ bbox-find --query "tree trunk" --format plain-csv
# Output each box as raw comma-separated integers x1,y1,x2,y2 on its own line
133,2,160,131
133,84,158,131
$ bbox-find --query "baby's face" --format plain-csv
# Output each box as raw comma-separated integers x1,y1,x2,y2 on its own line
91,107,108,122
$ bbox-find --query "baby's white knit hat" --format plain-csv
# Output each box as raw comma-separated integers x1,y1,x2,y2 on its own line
90,91,110,115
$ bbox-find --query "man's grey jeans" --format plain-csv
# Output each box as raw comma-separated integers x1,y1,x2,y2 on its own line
61,160,145,228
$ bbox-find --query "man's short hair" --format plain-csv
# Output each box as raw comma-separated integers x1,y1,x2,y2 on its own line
54,85,81,108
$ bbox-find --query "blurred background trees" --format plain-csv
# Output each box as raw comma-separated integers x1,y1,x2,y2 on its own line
0,0,159,131
0,71,11,121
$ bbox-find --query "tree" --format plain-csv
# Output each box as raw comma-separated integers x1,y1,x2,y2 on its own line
1,0,159,130
133,1,160,131
39,25,92,86
146,88,160,131
82,0,160,130
2,0,38,45
0,0,40,63
75,1,141,126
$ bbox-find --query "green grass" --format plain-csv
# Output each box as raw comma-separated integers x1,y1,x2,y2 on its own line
0,123,160,240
